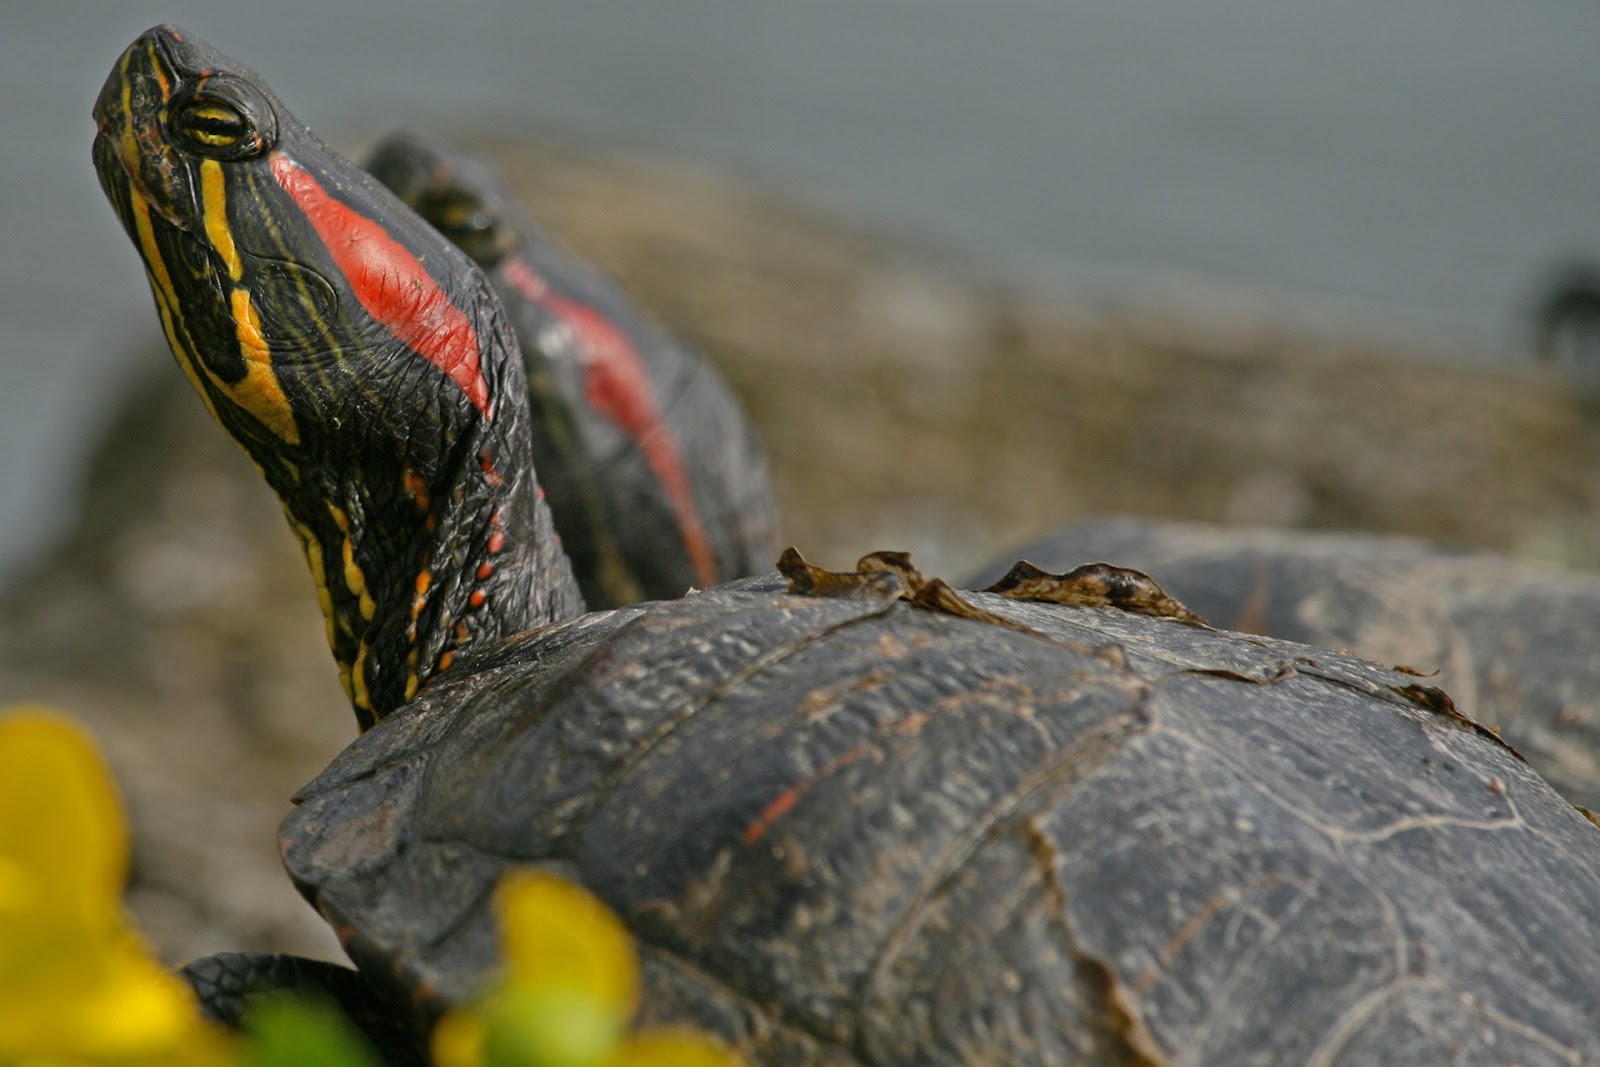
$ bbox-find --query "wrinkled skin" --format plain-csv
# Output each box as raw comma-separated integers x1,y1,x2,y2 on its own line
971,518,1600,810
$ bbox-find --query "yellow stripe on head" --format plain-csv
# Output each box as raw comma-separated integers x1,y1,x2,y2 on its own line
225,287,300,442
118,48,141,174
201,160,244,281
130,191,178,309
176,159,301,444
131,191,222,426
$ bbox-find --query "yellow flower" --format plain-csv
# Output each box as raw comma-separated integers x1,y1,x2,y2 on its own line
0,706,234,1067
433,871,744,1067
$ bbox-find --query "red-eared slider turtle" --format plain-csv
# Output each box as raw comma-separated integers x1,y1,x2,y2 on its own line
363,131,778,608
971,517,1600,810
95,26,1600,1066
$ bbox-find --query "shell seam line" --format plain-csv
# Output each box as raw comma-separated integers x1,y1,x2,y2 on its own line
856,689,1159,1063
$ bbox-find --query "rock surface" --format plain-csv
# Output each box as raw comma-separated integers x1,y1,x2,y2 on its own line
4,133,1599,964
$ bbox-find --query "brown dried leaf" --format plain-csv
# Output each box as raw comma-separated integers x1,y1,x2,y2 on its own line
1394,683,1526,764
911,578,1051,639
778,547,905,599
985,560,1212,628
783,548,1120,658
856,550,927,595
1186,663,1302,686
1392,664,1440,678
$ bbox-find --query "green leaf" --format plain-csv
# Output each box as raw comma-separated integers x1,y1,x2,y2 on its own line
241,993,381,1067
481,985,625,1067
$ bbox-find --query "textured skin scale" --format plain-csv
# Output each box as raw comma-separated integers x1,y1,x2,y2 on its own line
971,518,1600,810
365,132,779,608
94,28,1600,1067
181,952,423,1065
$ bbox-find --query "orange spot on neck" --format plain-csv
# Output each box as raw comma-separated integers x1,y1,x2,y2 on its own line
404,470,432,512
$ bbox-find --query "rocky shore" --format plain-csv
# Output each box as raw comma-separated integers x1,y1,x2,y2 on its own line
4,133,1597,965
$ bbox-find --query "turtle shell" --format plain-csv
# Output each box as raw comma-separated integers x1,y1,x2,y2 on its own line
284,572,1600,1065
972,518,1600,810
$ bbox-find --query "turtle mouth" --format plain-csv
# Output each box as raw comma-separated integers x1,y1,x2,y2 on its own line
91,129,146,239
91,128,167,231
90,26,199,232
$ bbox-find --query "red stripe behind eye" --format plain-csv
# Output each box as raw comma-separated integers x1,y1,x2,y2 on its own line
269,153,491,416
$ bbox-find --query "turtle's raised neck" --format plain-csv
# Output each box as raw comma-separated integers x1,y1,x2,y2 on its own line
91,24,584,728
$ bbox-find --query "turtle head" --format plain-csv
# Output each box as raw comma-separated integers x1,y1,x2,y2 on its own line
93,27,582,727
91,25,516,466
363,130,524,268
92,27,278,231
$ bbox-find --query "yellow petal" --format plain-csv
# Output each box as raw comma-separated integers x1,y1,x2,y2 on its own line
8,937,222,1060
494,871,639,1015
70,940,201,1051
604,1028,747,1067
0,707,237,1066
0,709,127,929
431,1006,487,1067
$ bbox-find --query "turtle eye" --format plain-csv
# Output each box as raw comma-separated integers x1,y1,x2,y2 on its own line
426,192,494,239
418,190,513,264
168,91,272,160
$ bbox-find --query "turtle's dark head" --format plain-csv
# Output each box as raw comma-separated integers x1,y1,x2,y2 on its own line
364,130,525,268
92,27,277,232
91,25,512,459
93,27,583,727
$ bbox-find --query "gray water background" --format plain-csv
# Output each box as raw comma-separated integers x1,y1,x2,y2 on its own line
3,1,1598,576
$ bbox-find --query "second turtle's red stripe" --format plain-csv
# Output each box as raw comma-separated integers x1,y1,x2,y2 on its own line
502,255,718,588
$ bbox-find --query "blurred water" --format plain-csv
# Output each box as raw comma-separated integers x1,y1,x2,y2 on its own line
3,0,1598,575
